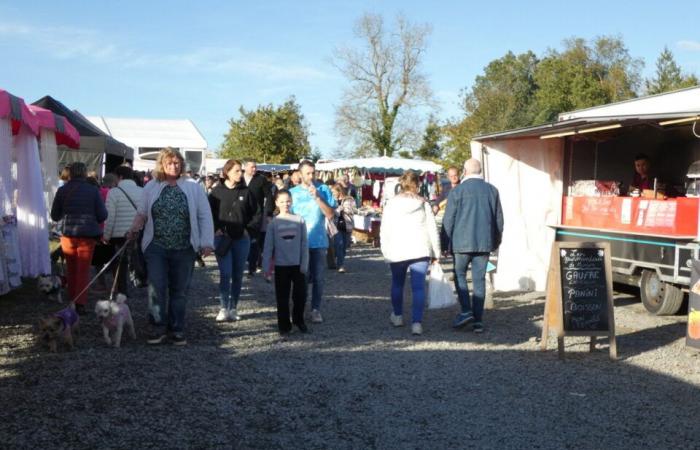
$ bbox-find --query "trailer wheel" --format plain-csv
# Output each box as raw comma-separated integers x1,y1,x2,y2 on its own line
640,270,684,315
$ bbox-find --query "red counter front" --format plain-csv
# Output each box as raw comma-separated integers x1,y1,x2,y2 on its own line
562,196,699,238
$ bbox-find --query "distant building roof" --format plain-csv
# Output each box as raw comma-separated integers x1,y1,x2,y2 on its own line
87,116,207,150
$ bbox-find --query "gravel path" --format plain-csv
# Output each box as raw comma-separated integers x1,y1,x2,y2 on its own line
1,244,699,449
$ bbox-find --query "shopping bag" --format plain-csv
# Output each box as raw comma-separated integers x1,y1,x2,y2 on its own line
427,262,457,309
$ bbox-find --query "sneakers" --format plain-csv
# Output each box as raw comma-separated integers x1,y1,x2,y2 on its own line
228,308,241,321
389,313,404,327
472,322,484,334
337,266,346,273
311,309,323,323
215,309,228,322
295,323,309,333
147,332,167,345
452,312,475,328
172,333,187,346
411,323,423,335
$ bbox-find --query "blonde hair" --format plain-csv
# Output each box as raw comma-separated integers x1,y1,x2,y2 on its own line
153,147,185,182
331,184,347,198
399,170,420,194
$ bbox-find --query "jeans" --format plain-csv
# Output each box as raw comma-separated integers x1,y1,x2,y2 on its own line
215,235,250,310
453,252,489,323
60,236,96,305
274,265,306,332
144,243,196,333
334,232,350,267
307,248,326,311
389,257,429,324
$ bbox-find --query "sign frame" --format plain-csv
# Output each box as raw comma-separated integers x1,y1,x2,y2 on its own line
541,241,617,360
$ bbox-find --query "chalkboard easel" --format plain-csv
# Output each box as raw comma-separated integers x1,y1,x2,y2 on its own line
541,241,617,360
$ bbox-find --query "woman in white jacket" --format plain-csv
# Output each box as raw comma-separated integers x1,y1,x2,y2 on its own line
380,171,440,335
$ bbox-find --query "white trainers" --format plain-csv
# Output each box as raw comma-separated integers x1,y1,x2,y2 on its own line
411,323,423,335
215,309,228,322
311,309,323,323
390,313,404,327
229,308,241,321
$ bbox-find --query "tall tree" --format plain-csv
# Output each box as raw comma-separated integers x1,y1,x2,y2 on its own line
415,115,443,161
645,46,699,94
333,13,434,157
221,97,311,164
443,51,539,167
533,36,643,122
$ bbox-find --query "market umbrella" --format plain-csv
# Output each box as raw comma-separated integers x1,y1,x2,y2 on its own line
0,89,39,136
28,105,80,148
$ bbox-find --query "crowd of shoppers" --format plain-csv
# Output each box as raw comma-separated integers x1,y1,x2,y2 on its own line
49,149,503,344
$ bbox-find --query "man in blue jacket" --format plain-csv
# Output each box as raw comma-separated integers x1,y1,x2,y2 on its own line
443,158,503,333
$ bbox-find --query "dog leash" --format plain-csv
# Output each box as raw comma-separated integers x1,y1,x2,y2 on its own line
107,241,131,301
72,241,130,302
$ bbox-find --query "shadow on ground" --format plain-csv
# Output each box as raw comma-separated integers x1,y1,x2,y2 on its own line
0,244,698,449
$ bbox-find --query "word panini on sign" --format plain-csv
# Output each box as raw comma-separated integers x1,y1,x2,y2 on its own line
541,241,617,360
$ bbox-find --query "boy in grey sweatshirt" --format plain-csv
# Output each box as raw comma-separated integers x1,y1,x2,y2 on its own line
262,190,309,334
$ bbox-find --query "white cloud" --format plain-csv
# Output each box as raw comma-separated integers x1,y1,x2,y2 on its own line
677,40,700,51
0,20,327,82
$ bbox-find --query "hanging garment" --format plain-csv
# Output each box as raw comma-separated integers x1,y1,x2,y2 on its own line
0,119,22,294
39,129,59,213
13,130,51,277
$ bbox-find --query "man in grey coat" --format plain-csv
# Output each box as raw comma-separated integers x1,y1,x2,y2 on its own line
443,158,504,333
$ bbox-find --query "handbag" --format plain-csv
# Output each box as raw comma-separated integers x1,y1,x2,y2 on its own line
427,262,457,309
116,187,148,287
325,216,339,238
215,234,234,257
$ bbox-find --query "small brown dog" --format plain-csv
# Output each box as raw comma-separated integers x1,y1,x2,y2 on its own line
38,303,80,352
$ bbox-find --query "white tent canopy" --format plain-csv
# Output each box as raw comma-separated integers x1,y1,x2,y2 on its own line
316,156,442,173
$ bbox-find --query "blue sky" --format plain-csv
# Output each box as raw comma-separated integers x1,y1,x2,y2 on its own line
1,1,699,157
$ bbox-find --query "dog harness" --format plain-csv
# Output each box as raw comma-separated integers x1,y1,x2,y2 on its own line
104,304,131,330
54,307,79,329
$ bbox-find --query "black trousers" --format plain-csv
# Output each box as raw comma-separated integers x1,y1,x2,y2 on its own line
274,265,306,332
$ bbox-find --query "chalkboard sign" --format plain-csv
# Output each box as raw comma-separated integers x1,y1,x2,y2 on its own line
541,241,617,360
559,247,609,332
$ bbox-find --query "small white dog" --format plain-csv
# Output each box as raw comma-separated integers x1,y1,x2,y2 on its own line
94,294,136,348
37,274,63,303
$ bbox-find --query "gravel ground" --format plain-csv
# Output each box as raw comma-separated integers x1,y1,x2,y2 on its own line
1,243,699,449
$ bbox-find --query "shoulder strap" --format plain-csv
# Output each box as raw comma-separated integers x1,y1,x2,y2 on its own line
116,186,137,210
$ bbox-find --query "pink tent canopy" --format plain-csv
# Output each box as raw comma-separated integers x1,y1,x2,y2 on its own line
0,89,39,136
28,105,80,148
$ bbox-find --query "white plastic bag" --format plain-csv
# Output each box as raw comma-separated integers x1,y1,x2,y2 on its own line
427,262,457,309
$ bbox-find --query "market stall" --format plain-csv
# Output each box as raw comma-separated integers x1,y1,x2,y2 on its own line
316,156,443,245
471,86,700,316
32,95,133,174
0,89,42,294
28,104,80,211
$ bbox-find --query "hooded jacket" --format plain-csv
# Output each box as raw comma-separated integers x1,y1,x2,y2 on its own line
380,193,440,263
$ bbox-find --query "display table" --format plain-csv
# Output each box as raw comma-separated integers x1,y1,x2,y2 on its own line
562,196,699,238
352,214,381,247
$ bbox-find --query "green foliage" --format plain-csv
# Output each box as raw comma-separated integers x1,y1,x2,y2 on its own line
415,116,443,161
645,46,699,95
533,36,643,123
221,97,311,164
444,36,649,165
